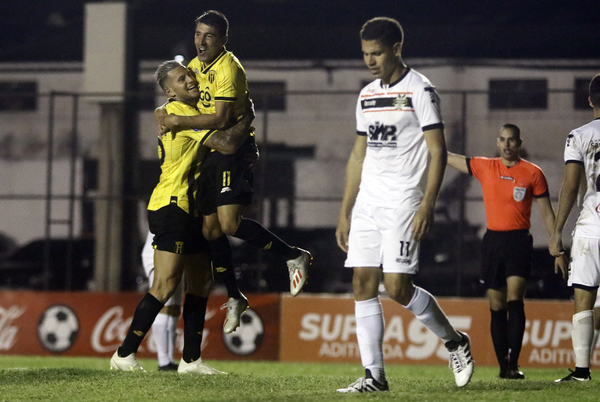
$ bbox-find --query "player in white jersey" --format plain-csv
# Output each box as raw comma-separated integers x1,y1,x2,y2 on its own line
141,231,182,371
550,73,600,382
335,17,474,393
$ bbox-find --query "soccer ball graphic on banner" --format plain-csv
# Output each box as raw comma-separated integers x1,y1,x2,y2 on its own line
222,308,264,355
37,304,80,353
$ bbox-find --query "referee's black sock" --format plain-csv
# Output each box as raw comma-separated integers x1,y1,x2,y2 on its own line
507,300,526,368
490,308,509,370
182,294,208,363
119,292,164,357
208,235,241,299
233,218,300,261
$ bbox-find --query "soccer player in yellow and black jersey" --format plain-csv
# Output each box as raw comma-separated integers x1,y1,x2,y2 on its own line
111,60,253,374
159,10,312,335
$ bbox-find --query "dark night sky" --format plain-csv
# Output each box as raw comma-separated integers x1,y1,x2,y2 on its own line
1,0,599,62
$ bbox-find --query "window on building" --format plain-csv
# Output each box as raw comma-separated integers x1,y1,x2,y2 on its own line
248,81,286,111
574,78,590,110
488,79,548,110
0,81,37,111
138,81,159,111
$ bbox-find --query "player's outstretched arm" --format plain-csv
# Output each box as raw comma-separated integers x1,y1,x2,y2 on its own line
412,128,447,241
549,162,583,257
447,152,469,174
336,136,367,252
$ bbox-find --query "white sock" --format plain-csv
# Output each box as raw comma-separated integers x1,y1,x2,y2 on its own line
355,297,385,383
166,313,179,362
573,310,594,368
405,286,461,344
152,313,173,367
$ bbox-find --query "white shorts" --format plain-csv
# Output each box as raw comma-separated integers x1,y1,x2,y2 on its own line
568,235,600,288
142,231,183,307
345,200,419,274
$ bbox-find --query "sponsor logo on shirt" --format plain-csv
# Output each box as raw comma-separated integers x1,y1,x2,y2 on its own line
367,122,398,148
500,176,514,181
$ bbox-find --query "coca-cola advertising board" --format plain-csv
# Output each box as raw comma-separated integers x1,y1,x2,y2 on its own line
0,291,279,360
280,295,593,369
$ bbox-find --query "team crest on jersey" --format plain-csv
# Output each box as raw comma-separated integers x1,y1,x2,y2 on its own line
513,187,526,202
393,94,413,110
208,71,216,84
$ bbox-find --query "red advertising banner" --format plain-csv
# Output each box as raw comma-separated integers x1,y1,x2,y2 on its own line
280,295,593,369
1,291,597,369
0,291,279,361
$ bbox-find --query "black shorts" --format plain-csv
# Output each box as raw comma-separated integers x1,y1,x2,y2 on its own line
480,229,533,290
197,136,255,216
147,205,209,255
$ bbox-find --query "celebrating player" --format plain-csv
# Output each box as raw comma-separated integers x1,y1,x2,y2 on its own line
110,60,253,374
447,124,557,379
335,17,474,392
158,10,312,334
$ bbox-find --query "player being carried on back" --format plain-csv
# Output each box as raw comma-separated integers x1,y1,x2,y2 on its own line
157,10,312,335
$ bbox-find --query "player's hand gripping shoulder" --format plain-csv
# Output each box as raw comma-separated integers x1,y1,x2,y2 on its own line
412,203,434,242
154,105,171,138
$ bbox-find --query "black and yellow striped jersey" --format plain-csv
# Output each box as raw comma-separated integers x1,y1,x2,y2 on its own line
147,100,215,214
188,49,249,121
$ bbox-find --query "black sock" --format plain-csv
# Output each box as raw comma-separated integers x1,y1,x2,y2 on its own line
507,300,526,368
208,235,241,299
574,366,590,377
490,309,509,369
182,294,208,363
233,218,299,260
119,293,164,357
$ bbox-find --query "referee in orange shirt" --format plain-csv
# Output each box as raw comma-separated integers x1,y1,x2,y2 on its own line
447,124,557,379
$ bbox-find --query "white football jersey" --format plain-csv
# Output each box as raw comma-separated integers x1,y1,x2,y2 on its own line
564,118,600,238
355,68,444,210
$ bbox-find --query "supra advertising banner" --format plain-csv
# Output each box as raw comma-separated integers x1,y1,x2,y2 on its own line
280,295,593,369
0,291,279,361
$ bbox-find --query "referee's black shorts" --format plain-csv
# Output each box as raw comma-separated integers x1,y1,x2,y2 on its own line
197,136,255,216
147,205,209,255
480,229,533,290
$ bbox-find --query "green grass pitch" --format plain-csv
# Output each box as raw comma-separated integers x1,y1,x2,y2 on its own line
0,356,599,401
